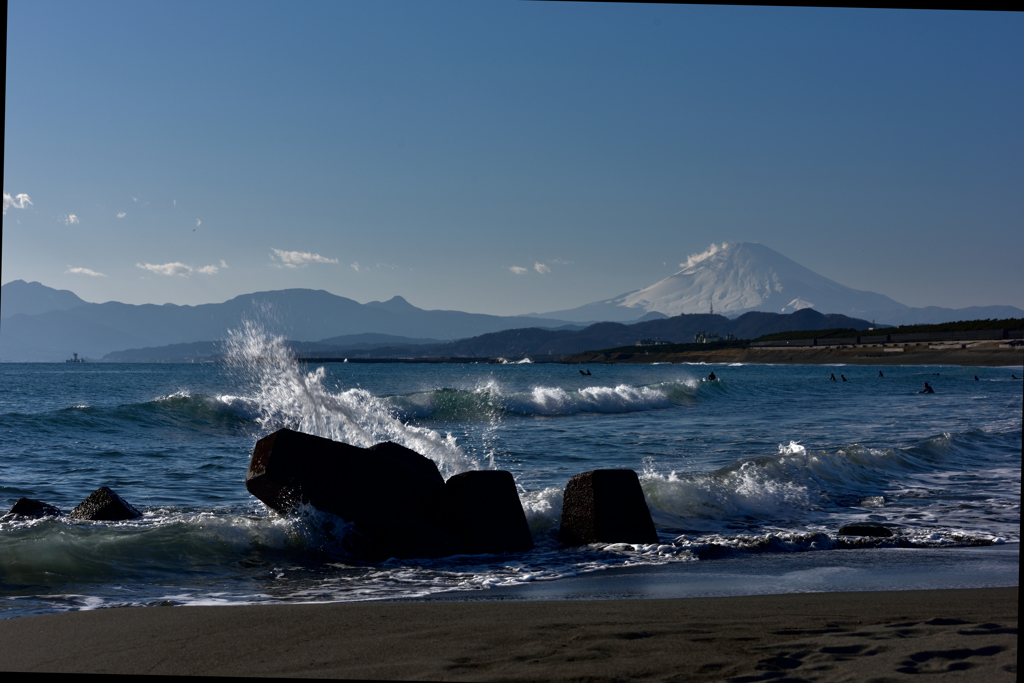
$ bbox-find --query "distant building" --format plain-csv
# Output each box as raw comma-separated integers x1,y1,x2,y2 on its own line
694,330,722,344
635,338,671,347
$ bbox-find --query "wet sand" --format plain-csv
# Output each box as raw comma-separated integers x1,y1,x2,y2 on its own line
0,587,1016,680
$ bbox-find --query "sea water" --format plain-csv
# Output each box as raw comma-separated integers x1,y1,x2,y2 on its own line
1,327,1019,618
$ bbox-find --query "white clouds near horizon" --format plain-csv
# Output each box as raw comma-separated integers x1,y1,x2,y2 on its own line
534,262,551,274
3,192,33,215
509,266,528,275
65,266,106,277
136,261,223,276
117,212,126,218
270,248,339,268
62,214,80,225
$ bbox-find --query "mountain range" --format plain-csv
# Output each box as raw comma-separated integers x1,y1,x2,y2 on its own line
3,242,1021,361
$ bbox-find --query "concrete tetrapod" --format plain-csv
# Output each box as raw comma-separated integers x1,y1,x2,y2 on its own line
558,469,658,546
439,470,535,554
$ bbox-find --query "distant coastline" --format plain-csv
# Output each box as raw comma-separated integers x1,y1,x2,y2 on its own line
564,340,1023,367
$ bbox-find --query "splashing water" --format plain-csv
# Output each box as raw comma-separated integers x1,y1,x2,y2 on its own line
223,319,478,478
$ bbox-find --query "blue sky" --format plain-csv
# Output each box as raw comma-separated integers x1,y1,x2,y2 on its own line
4,2,1022,315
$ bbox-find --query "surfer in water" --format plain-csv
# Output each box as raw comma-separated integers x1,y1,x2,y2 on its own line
830,373,836,382
841,374,847,382
879,370,884,378
920,382,935,394
708,371,716,381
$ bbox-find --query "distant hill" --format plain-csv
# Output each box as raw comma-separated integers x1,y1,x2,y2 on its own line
1,280,89,318
297,308,876,359
0,285,576,362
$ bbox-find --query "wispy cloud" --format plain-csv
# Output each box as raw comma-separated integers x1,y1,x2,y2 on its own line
270,248,339,268
196,218,201,228
681,243,730,269
63,214,80,225
534,262,551,274
509,266,528,275
3,192,33,215
116,212,126,219
65,266,106,277
136,261,222,276
351,262,361,272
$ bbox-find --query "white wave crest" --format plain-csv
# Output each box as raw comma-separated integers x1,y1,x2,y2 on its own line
224,319,477,478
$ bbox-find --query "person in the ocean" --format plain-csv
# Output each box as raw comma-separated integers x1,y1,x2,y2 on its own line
920,382,935,394
879,370,884,378
841,374,847,382
830,373,836,382
708,371,716,381
586,370,591,375
975,375,979,381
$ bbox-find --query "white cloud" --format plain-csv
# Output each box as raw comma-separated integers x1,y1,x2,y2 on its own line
65,266,106,277
3,192,33,215
219,260,228,268
136,261,222,276
138,262,193,276
196,218,201,227
138,262,192,276
509,266,528,275
270,248,339,268
63,214,80,225
117,212,126,219
534,262,551,274
351,262,361,272
681,242,730,269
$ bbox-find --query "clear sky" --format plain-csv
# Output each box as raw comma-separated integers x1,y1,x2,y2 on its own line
4,2,1023,315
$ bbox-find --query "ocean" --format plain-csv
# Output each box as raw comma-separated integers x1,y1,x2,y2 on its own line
1,326,1020,619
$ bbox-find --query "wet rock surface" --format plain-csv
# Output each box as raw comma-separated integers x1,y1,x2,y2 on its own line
839,524,894,538
70,486,142,521
6,497,62,518
559,469,658,546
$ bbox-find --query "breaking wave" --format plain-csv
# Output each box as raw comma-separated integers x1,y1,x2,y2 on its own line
222,320,478,479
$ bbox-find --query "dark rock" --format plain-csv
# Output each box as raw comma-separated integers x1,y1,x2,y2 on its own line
246,427,445,527
559,469,658,546
354,519,465,560
439,470,534,554
70,486,142,521
838,524,894,538
7,497,61,518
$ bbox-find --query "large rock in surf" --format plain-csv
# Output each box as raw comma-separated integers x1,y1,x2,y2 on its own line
246,428,445,522
7,497,61,518
838,524,893,538
439,470,535,554
558,469,658,546
70,486,142,521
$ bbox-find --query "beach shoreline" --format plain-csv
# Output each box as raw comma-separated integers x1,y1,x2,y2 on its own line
1,586,1016,680
566,341,1024,366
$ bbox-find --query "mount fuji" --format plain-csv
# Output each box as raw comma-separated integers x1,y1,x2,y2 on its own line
538,242,1023,326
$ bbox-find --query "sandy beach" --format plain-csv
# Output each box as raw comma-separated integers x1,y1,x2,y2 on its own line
0,586,1015,680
